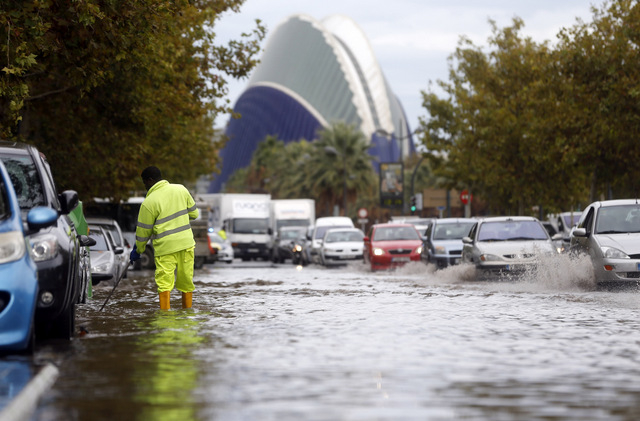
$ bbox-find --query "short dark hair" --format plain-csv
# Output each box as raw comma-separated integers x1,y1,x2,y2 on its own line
141,166,162,181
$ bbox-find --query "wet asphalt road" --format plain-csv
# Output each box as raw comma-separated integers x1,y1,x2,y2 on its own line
10,256,640,420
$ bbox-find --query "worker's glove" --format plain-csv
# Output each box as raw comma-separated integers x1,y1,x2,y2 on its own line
130,249,141,262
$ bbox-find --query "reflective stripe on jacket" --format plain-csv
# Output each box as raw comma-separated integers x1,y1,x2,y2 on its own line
135,180,199,257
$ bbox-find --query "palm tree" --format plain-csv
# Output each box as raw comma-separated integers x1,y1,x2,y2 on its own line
307,122,377,217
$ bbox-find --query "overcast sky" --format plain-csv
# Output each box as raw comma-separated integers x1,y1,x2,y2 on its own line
214,0,599,131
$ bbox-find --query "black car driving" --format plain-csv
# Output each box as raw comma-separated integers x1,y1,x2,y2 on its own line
0,141,84,340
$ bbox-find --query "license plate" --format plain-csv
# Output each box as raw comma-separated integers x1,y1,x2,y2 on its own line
340,255,355,259
453,258,460,265
392,257,410,262
248,248,259,253
637,263,640,271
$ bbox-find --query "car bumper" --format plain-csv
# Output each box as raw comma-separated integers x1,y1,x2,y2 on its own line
0,258,38,351
431,253,462,269
323,252,363,265
371,254,421,270
35,253,77,322
474,261,536,280
592,258,640,283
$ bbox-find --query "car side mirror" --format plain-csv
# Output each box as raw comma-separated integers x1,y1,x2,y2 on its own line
551,233,563,241
26,206,58,232
462,236,473,244
80,235,96,247
58,190,79,215
114,246,124,255
572,228,587,238
363,236,370,242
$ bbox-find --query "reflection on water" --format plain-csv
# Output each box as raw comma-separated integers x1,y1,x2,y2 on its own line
34,277,209,421
133,311,205,421
33,258,640,420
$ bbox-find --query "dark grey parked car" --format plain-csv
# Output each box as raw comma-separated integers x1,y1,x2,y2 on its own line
0,141,85,340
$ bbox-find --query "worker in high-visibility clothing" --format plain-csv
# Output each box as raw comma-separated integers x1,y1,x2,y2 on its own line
129,166,199,310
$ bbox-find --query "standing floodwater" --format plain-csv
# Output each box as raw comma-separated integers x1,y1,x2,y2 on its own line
33,256,640,420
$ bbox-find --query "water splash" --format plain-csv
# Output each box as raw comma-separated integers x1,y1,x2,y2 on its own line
522,252,596,292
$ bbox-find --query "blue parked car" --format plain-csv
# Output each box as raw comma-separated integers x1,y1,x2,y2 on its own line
0,160,57,352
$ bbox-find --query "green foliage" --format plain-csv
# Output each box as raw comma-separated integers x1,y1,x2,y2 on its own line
0,0,265,201
226,122,379,218
420,0,640,214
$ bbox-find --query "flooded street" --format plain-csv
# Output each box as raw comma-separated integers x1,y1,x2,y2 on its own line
30,257,640,420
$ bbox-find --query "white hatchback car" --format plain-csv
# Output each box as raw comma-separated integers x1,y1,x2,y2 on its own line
570,199,640,287
319,228,365,266
461,216,559,280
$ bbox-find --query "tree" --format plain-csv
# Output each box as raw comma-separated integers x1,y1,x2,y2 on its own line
420,18,589,214
225,122,379,218
0,0,265,200
555,0,640,201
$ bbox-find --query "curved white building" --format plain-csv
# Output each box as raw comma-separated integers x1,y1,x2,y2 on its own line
211,14,415,192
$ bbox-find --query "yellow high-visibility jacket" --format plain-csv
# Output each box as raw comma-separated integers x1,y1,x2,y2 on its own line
135,180,199,257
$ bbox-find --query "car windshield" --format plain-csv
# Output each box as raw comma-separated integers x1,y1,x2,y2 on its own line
281,229,304,240
315,225,351,239
0,178,7,218
233,218,269,234
562,213,581,227
433,222,475,240
373,226,419,241
89,231,109,251
595,205,640,234
325,231,364,243
0,153,45,211
209,233,224,243
478,221,548,241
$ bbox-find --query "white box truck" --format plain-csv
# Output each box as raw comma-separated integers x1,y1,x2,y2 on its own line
269,199,316,260
270,199,315,232
197,193,272,261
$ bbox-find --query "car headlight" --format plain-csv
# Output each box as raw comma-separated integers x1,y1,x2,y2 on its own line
92,262,112,273
601,246,629,259
373,248,385,256
415,246,423,254
0,231,26,264
434,245,446,254
480,254,503,262
293,245,302,252
30,233,58,262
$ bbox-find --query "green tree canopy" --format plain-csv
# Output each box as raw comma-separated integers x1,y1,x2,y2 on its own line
419,1,640,214
1,0,265,201
226,122,378,218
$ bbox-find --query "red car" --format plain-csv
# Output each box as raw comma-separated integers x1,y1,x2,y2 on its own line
363,223,424,270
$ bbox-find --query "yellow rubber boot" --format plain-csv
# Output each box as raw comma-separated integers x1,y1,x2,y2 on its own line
181,292,192,309
159,291,171,310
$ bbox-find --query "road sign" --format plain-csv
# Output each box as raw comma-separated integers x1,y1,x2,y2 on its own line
358,208,368,219
460,190,472,205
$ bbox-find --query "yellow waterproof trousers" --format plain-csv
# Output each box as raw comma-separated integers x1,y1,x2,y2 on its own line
154,247,195,294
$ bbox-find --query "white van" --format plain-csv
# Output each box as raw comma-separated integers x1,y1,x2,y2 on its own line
309,216,354,264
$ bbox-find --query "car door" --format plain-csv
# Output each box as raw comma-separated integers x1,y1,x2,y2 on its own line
571,206,595,254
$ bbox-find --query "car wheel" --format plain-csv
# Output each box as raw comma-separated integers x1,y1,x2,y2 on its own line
194,256,205,269
51,303,76,340
141,248,155,269
19,322,36,355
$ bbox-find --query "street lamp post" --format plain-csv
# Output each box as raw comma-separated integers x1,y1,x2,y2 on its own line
324,146,347,216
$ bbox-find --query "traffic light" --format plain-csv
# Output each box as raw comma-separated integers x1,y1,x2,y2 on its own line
410,195,417,213
414,193,423,211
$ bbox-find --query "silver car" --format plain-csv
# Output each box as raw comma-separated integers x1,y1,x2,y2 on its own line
422,218,477,268
461,216,559,280
88,225,125,285
87,217,131,279
319,228,365,266
570,199,640,286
